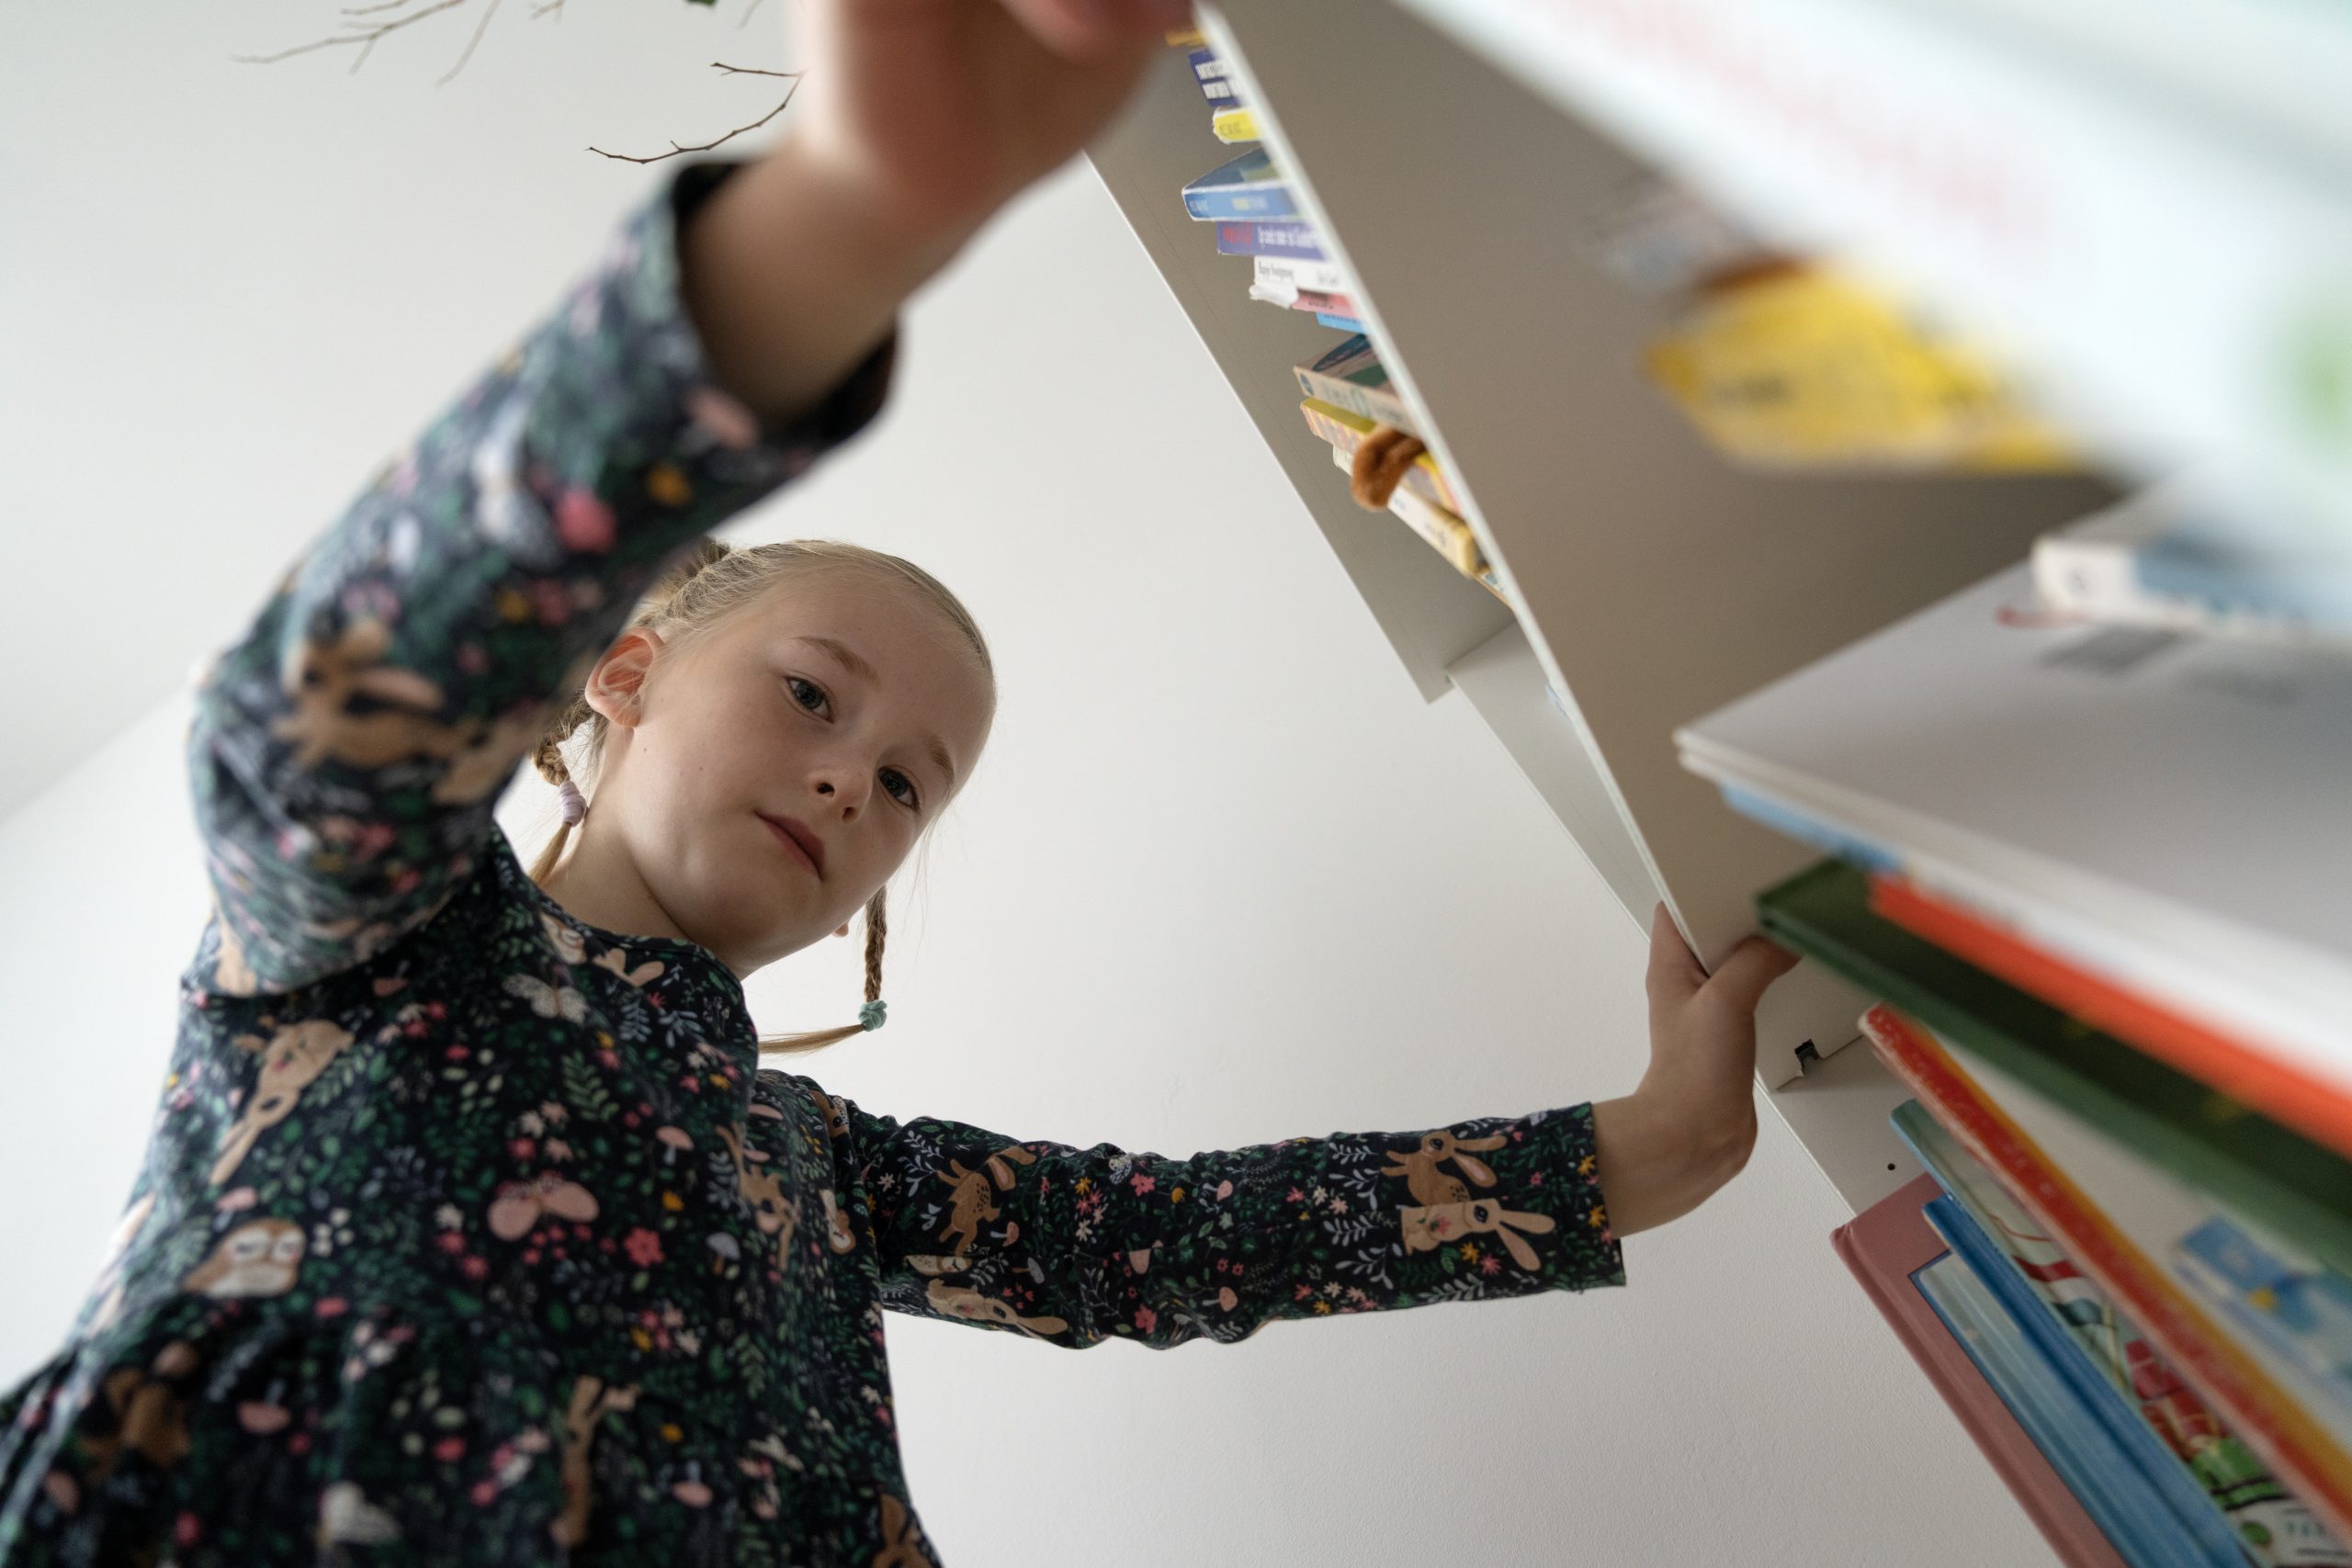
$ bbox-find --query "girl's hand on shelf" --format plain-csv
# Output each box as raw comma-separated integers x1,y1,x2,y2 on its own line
1636,902,1799,1173
789,0,1188,251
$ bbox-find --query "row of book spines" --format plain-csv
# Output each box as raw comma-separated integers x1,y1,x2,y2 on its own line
1762,860,2352,1543
1901,1171,2329,1567
1864,1005,2352,1550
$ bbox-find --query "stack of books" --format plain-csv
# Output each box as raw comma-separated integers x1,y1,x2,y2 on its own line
1671,557,2352,1560
1166,32,1498,604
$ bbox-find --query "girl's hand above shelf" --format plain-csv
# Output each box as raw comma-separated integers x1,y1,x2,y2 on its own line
681,0,1186,427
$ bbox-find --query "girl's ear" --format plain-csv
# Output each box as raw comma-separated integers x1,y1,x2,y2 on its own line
582,629,663,728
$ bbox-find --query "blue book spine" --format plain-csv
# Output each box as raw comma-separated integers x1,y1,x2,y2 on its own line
1912,1242,2185,1568
1316,312,1365,332
1714,784,1902,874
1182,188,1297,220
1925,1198,2247,1568
1214,220,1326,260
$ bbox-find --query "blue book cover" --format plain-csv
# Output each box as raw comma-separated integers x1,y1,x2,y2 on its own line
1924,1196,2255,1566
1316,312,1364,332
1214,220,1325,260
1182,148,1297,221
1918,1203,2211,1568
1912,1235,2189,1568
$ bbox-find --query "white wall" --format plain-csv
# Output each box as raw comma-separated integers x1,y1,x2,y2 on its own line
0,6,2059,1563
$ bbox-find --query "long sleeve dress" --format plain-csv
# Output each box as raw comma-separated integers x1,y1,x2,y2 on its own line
0,154,1627,1568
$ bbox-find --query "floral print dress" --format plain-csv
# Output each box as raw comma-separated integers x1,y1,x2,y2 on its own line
0,154,1627,1567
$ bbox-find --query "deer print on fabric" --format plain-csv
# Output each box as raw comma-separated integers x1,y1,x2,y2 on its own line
1380,1128,1555,1271
715,1123,800,1269
550,1374,639,1551
921,1279,1068,1341
209,1019,357,1188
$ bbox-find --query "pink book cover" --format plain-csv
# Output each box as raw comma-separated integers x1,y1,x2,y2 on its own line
1833,1172,2128,1568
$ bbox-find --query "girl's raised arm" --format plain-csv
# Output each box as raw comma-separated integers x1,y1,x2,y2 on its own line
186,154,895,998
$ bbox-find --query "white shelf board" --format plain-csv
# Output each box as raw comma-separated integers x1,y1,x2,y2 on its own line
1193,0,2117,1099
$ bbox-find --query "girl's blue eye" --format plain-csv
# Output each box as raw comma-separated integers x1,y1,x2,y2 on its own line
786,677,922,810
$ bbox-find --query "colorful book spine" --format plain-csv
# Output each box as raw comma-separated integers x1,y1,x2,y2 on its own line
1832,1173,2132,1568
1215,220,1327,260
1251,254,1351,299
1298,398,1464,513
1211,105,1260,143
1899,1107,2342,1566
1862,1004,2352,1543
1316,312,1365,332
1753,857,2352,1280
1181,149,1296,221
1921,1197,2243,1568
1869,872,2352,1169
1295,334,1418,435
1188,48,1238,107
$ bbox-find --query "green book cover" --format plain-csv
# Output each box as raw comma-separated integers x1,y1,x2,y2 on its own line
1758,858,2352,1279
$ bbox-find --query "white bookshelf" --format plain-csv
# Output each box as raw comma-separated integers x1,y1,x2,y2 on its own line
1085,2,2120,1214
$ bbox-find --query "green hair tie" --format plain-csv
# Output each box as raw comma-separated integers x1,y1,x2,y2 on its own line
859,999,888,1032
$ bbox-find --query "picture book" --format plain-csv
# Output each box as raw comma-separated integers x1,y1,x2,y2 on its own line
1251,253,1351,300
1295,333,1417,435
1215,220,1327,260
1678,560,2352,1132
1864,1005,2352,1541
1832,1173,2131,1568
1755,856,2352,1277
1212,106,1260,143
1182,147,1297,220
1900,1107,2343,1565
1324,446,1502,602
2033,481,2352,649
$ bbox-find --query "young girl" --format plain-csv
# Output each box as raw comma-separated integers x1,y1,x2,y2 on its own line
0,0,1798,1562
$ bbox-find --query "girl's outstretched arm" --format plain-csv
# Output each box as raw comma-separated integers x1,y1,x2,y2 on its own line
822,1089,1633,1350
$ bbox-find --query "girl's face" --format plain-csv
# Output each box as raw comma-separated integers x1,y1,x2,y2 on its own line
561,570,994,979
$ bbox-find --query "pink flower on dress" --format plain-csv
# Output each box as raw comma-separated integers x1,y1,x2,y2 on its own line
1133,1306,1157,1334
1127,1174,1155,1196
435,1436,466,1462
625,1228,664,1268
555,489,617,553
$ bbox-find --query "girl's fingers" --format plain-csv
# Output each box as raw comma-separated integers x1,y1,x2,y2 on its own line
995,0,1182,63
1702,936,1802,1016
1645,903,1707,1006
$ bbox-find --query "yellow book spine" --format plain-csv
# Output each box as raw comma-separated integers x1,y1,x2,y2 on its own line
1166,27,1207,47
1212,107,1260,143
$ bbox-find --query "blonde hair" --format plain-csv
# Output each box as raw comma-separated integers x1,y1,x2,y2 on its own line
526,536,993,1055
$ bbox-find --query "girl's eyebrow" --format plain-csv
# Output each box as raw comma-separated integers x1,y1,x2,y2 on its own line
790,635,959,793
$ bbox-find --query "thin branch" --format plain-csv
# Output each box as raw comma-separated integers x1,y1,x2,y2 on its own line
232,0,472,74
436,0,504,85
587,64,803,164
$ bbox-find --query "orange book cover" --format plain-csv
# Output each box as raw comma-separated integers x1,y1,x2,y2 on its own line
1868,873,2352,1164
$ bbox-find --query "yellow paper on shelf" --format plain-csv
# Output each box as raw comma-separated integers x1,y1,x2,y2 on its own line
1644,265,2080,471
1212,106,1261,143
